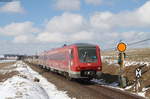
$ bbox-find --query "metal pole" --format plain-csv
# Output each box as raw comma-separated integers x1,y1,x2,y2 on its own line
117,42,127,88
120,52,124,68
119,52,126,88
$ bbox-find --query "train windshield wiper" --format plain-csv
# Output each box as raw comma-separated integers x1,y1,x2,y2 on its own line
83,51,87,62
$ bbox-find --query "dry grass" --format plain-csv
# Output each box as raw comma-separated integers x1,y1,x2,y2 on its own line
0,71,19,82
0,62,18,82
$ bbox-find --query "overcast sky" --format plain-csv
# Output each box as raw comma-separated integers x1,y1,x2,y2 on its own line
0,0,150,55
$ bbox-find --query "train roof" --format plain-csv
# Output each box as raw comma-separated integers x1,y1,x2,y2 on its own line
70,43,97,47
55,43,97,51
40,43,99,54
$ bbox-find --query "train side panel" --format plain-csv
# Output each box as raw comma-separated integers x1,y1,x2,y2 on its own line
39,47,73,73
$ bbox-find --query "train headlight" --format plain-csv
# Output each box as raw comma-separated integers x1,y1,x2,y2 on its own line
98,67,101,70
77,67,80,71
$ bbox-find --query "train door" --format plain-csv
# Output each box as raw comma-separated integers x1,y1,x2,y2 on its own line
68,49,74,75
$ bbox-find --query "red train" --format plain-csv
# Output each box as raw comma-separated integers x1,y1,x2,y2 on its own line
38,43,102,80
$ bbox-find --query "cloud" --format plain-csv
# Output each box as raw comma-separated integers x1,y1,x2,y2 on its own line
0,21,39,44
12,34,36,44
90,12,114,31
2,1,150,48
13,35,29,43
71,31,93,41
90,1,150,30
36,31,94,43
0,1,25,13
46,13,85,33
36,13,93,43
54,0,80,11
40,0,150,47
0,21,39,36
137,1,150,25
36,32,66,42
85,0,102,5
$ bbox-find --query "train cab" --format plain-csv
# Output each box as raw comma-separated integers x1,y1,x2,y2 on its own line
68,43,102,79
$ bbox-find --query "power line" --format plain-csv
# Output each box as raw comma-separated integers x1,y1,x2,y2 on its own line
103,38,150,51
127,38,150,46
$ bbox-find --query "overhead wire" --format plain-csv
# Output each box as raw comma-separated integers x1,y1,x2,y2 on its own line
103,38,150,51
127,38,150,46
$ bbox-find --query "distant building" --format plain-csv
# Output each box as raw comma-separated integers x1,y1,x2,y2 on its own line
4,54,19,60
0,55,5,60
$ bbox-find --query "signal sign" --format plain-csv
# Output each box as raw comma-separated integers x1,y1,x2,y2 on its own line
117,42,127,52
136,68,142,78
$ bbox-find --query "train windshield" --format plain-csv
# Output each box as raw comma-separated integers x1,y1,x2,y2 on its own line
78,47,97,63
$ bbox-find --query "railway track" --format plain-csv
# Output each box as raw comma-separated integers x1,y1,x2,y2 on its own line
92,84,144,99
26,62,145,99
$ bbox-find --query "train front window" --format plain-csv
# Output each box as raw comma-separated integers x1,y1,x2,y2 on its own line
78,47,97,63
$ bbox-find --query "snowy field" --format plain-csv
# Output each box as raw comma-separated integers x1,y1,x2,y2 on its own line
0,61,71,99
104,59,150,66
0,59,16,63
102,56,150,66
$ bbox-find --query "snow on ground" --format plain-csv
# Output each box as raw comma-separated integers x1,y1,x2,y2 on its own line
0,76,50,99
0,61,71,99
104,59,118,65
125,85,147,97
92,79,147,98
0,59,16,63
92,79,119,87
103,57,150,67
124,61,150,66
